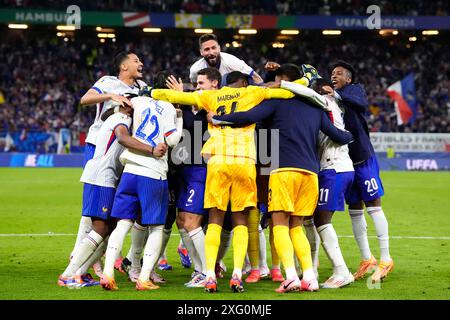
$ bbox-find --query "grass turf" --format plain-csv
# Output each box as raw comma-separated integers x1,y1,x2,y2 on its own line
0,168,449,300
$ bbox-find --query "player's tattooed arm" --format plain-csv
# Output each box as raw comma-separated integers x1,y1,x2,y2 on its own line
80,89,131,107
114,125,167,157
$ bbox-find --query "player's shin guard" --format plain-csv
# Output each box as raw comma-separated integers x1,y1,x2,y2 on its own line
232,225,249,278
76,237,108,276
189,227,206,274
247,208,260,270
139,225,164,282
205,223,222,279
179,228,200,270
103,220,133,278
70,216,92,259
289,226,315,281
63,230,103,278
303,219,320,275
317,224,349,276
127,222,148,268
367,207,391,262
273,225,297,279
269,225,280,268
349,209,372,260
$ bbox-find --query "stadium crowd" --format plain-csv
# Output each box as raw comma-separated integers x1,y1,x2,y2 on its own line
1,0,448,16
0,32,448,151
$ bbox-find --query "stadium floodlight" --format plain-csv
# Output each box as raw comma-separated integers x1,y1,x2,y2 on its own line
97,33,115,38
272,42,285,48
56,25,76,31
379,29,399,36
8,24,28,29
96,26,115,33
232,41,242,47
422,30,439,35
281,29,299,35
195,28,213,34
143,28,162,33
56,32,66,37
238,29,257,35
322,30,342,35
409,36,417,42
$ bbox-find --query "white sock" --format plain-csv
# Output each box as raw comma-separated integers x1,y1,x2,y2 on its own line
76,237,107,276
139,225,164,282
158,228,172,261
367,207,391,262
189,227,206,274
349,209,372,260
126,222,148,268
302,268,316,281
70,216,92,258
285,267,297,280
103,220,133,278
217,229,232,261
180,228,200,271
258,225,269,270
233,268,242,279
303,219,320,274
317,224,350,276
63,230,102,277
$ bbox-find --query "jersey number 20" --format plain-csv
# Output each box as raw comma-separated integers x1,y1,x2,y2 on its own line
136,108,160,147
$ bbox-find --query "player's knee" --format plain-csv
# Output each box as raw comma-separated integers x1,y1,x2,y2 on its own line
348,201,364,210
314,211,333,227
365,198,381,208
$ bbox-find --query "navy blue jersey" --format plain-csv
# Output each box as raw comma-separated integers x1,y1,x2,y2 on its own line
212,98,354,174
336,83,375,164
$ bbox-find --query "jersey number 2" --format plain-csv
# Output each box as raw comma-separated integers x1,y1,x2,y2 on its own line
136,108,160,147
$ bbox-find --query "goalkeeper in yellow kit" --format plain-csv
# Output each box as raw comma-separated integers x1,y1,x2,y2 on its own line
142,70,312,293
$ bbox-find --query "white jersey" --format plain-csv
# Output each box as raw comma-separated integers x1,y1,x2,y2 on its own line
120,96,178,180
80,112,132,188
318,96,354,173
189,52,254,83
85,76,146,145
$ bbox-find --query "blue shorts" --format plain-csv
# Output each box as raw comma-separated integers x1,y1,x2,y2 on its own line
82,183,116,220
175,166,207,215
83,143,96,167
317,170,354,212
111,173,169,225
346,156,385,205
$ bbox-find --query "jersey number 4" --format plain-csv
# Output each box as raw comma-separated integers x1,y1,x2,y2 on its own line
136,108,160,147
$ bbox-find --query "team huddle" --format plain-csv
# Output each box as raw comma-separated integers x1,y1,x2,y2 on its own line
57,34,394,294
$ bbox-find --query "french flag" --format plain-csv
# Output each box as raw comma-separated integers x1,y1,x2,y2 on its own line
386,73,417,126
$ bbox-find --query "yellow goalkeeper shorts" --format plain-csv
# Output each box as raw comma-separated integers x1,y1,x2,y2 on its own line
204,155,257,212
268,169,318,216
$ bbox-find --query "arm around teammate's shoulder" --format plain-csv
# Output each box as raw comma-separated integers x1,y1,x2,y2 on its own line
320,111,354,145
114,124,160,157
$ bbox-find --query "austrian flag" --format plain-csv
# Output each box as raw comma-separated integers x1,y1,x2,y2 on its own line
386,73,417,126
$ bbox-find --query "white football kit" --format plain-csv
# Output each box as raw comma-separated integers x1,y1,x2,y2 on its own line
189,52,254,83
120,96,183,180
85,76,146,146
80,112,132,188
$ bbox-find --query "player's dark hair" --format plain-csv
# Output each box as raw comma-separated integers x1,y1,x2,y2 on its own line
197,67,222,85
226,71,249,85
199,34,218,47
113,51,133,75
331,60,356,83
153,70,174,89
275,63,302,81
312,78,334,95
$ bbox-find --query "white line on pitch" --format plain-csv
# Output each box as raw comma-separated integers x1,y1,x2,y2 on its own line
0,233,449,240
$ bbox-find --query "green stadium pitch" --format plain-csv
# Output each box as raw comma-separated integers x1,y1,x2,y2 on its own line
0,168,449,300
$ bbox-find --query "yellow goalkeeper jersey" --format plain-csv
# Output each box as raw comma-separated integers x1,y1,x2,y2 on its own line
152,85,295,161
